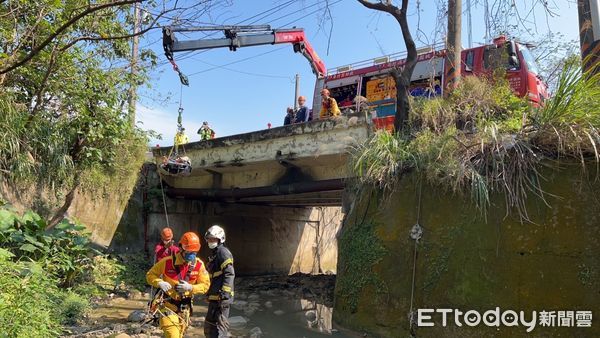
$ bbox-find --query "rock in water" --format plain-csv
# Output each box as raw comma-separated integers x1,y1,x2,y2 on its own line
127,310,147,322
264,301,273,308
228,316,248,329
232,300,248,310
249,327,263,337
348,116,359,126
273,310,285,316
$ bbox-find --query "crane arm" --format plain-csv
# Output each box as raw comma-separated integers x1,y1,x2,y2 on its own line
163,25,326,78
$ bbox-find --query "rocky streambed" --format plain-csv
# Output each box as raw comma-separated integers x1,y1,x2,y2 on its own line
64,273,364,338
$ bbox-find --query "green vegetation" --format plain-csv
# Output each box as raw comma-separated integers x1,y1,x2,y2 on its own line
336,191,387,313
0,206,149,337
0,249,63,337
353,63,600,220
0,1,155,226
60,292,91,326
0,206,98,287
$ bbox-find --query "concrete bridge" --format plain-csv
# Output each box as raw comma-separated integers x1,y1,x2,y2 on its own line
152,117,370,208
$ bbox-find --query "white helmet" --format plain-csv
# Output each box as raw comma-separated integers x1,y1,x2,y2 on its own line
205,225,226,243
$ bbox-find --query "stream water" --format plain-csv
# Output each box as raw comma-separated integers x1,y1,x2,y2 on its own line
71,275,363,338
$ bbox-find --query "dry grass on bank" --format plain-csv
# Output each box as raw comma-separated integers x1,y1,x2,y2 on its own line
352,62,600,221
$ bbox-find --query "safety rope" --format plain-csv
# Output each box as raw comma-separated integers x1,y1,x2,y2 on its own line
159,177,170,228
408,182,423,334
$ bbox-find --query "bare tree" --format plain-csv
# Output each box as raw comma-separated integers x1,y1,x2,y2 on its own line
357,0,417,132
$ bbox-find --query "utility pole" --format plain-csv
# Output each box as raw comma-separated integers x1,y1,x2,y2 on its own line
445,0,462,91
294,73,300,110
128,2,141,127
578,0,600,76
466,0,472,48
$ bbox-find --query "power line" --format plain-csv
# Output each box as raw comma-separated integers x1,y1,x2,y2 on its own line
187,47,288,77
190,57,293,79
276,0,342,29
158,0,339,67
159,0,299,66
183,1,343,80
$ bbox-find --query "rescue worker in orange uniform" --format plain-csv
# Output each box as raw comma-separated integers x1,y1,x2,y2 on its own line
154,227,180,263
147,232,210,338
319,88,341,119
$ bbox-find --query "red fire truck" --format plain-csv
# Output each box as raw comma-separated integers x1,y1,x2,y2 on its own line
321,36,548,130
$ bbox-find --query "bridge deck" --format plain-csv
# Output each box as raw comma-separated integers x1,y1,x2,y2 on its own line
152,117,371,206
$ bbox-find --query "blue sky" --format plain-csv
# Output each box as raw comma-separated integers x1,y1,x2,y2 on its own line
136,0,580,146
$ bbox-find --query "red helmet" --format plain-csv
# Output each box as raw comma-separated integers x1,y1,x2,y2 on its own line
179,232,201,252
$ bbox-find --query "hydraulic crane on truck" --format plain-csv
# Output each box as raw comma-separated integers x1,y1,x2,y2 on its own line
162,25,327,113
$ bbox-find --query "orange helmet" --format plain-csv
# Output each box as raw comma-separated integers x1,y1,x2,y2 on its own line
179,232,201,252
161,227,173,241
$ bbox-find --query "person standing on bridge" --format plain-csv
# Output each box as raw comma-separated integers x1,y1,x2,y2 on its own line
319,88,341,119
295,95,309,122
146,232,210,338
203,225,235,338
154,227,180,263
283,106,296,125
198,121,215,141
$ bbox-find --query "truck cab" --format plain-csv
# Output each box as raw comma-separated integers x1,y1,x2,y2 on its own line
461,36,548,105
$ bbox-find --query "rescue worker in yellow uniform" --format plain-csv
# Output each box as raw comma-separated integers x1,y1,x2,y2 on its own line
319,88,341,119
174,128,190,146
147,232,210,338
203,225,235,338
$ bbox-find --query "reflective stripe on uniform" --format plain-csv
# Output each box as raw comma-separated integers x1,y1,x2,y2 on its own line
220,258,233,270
211,271,223,278
208,295,220,301
221,285,232,292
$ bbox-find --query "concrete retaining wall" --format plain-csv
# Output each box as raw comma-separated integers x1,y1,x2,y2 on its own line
334,165,600,337
0,176,141,249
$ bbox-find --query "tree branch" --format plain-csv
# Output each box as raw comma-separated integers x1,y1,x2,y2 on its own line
0,0,142,75
358,0,417,131
357,0,394,12
29,46,59,120
59,7,170,52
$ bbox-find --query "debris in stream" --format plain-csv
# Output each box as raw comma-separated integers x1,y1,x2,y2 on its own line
66,273,340,337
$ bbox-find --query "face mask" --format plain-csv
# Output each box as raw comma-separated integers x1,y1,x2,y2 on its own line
208,242,218,249
183,252,196,262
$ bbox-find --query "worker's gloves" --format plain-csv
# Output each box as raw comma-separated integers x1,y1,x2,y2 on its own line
158,281,172,292
176,280,193,293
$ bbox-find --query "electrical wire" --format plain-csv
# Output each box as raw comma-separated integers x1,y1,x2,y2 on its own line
158,0,341,68
182,1,344,80
156,0,300,66
190,58,293,79
186,47,288,77
276,0,342,28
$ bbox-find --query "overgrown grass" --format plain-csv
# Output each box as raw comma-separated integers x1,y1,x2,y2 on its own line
352,62,600,221
0,249,63,337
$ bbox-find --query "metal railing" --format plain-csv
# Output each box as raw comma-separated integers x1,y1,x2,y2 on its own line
326,41,446,76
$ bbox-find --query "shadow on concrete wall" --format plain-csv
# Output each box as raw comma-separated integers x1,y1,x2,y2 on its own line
107,164,344,276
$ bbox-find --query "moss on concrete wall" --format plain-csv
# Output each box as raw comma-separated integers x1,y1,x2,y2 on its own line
335,165,600,337
0,162,146,249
